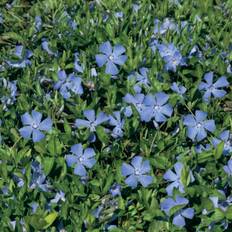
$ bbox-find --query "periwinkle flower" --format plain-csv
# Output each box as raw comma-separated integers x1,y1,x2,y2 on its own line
164,162,195,196
171,82,186,95
19,110,52,142
29,161,49,192
42,38,57,56
198,72,229,102
0,78,17,110
75,109,108,132
95,41,127,75
154,18,178,35
212,130,232,155
122,106,133,117
144,92,173,123
6,45,32,68
183,110,216,142
109,111,125,138
66,143,96,177
210,194,232,212
161,196,194,228
35,16,42,32
74,52,84,73
224,160,232,176
51,191,65,203
109,184,121,197
123,93,150,122
157,43,185,72
54,70,83,99
128,67,150,93
121,156,153,188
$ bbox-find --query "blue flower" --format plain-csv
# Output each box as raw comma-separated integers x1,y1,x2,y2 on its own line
109,111,125,138
95,41,127,75
183,110,216,142
123,93,151,122
0,78,17,111
74,52,84,73
109,184,121,197
224,160,232,176
157,43,185,72
29,161,49,192
42,38,57,56
198,72,229,102
161,196,194,228
122,106,133,118
51,191,66,203
212,130,232,155
154,18,178,35
6,45,32,68
128,67,150,93
66,144,96,177
121,156,153,188
54,70,83,99
19,110,52,142
171,82,186,95
35,16,42,32
75,109,108,132
164,162,195,196
144,92,173,123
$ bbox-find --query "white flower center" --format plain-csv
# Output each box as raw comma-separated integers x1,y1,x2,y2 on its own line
32,122,38,129
196,123,202,128
134,168,141,175
109,55,114,61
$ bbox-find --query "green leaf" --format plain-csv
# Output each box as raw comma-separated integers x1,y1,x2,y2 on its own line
225,205,232,220
43,212,58,229
214,141,224,160
42,157,54,175
96,126,109,144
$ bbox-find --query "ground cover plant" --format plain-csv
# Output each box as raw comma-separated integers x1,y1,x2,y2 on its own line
0,0,232,231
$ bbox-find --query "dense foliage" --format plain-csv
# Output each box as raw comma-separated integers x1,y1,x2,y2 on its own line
0,0,232,231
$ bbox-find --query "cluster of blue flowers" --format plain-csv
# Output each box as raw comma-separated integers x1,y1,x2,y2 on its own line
0,0,232,231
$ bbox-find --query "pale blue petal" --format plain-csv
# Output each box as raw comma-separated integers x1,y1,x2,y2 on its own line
31,111,42,125
21,112,33,125
196,127,207,141
95,112,109,125
66,155,78,167
181,208,194,219
32,129,45,142
212,89,227,98
83,158,96,168
95,54,107,67
214,76,229,88
121,163,134,176
113,44,125,56
203,120,215,132
75,119,90,128
99,41,112,55
204,72,213,84
74,163,87,176
19,126,33,139
105,60,119,75
83,148,95,158
131,156,143,169
183,115,196,127
39,117,52,131
84,110,95,122
71,144,83,156
138,175,153,187
173,214,185,227
113,55,127,65
125,174,138,188
195,110,207,122
187,126,197,141
163,170,178,181
155,92,169,105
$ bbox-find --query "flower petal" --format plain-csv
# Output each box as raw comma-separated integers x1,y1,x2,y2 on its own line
74,163,87,176
31,111,42,125
138,175,153,187
95,54,107,67
32,129,45,142
173,214,186,227
19,126,33,139
99,41,112,55
121,163,134,176
71,144,83,156
66,155,78,167
125,174,138,188
105,60,119,75
39,117,52,131
21,112,33,125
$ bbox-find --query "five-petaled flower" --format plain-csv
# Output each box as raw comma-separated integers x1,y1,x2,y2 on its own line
19,110,52,142
121,156,153,188
183,110,216,142
161,195,194,228
109,111,125,138
95,41,127,75
144,92,173,123
163,162,194,196
66,143,96,177
75,109,109,132
198,72,229,102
